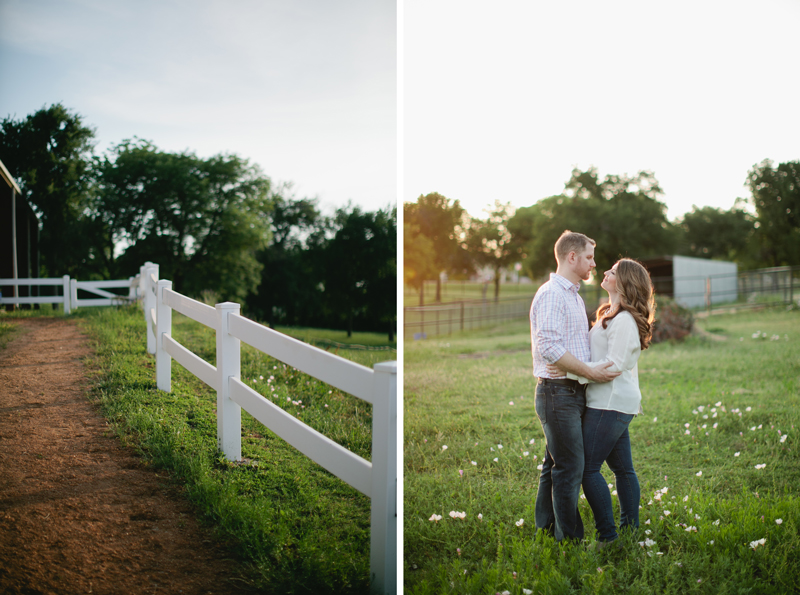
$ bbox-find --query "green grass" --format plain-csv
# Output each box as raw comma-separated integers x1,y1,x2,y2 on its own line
404,305,800,594
44,305,395,594
0,319,18,348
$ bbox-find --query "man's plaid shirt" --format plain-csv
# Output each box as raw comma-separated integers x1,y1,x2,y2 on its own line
529,273,591,379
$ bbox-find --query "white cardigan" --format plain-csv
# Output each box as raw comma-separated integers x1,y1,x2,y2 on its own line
568,310,643,415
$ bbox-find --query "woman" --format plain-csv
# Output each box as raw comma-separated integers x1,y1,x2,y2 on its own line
548,258,656,547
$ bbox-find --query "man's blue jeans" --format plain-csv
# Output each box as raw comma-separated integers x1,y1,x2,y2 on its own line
582,407,640,542
534,381,586,542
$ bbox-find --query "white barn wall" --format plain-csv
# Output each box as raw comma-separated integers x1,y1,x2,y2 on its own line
672,256,738,308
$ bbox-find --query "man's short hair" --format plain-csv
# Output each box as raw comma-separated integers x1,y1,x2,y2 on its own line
554,230,596,263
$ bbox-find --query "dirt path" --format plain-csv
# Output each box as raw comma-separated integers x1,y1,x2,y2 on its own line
0,318,250,595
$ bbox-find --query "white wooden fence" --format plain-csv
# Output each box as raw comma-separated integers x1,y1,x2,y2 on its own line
0,275,137,312
138,263,397,595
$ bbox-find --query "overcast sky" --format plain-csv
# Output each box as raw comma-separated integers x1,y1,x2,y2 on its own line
0,0,396,215
404,0,800,221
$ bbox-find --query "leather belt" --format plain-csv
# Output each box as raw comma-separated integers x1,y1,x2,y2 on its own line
538,377,580,389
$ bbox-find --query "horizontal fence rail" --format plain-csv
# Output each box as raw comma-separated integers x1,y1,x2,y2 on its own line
229,377,373,496
138,265,396,595
229,314,377,404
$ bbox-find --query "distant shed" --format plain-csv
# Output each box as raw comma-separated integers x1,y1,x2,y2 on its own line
641,255,737,309
1,158,40,303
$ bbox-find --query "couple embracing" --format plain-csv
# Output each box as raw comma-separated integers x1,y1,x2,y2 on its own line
529,230,656,548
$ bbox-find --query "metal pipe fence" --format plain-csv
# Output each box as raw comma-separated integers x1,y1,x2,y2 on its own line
404,265,800,339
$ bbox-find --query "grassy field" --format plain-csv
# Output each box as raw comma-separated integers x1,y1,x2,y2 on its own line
404,306,800,594
0,306,394,594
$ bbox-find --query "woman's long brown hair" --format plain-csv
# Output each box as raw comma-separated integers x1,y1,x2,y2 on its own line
594,258,656,350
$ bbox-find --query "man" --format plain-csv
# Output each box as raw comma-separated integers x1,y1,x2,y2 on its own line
530,230,619,543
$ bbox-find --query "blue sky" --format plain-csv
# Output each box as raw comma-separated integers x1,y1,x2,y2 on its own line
403,0,800,220
0,0,396,215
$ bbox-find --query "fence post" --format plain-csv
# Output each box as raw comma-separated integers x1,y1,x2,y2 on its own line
144,264,159,354
156,279,173,392
62,275,71,315
70,278,78,311
216,302,242,461
139,261,154,308
370,361,397,595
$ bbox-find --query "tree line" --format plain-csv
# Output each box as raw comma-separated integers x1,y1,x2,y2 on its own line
405,163,800,304
1,104,396,340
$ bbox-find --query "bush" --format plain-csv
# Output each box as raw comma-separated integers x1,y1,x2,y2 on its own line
652,295,694,343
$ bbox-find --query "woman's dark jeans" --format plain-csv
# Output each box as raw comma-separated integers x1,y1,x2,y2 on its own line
582,407,640,542
534,381,586,542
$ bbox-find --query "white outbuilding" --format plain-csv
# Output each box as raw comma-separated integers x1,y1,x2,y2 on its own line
642,255,738,309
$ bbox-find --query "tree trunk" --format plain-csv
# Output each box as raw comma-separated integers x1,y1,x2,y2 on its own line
494,270,501,303
435,276,442,303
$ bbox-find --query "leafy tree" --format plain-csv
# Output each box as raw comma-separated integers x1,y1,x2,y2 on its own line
403,192,470,302
679,205,755,263
246,193,329,328
510,167,678,278
465,200,524,301
323,204,396,339
403,221,438,306
94,139,274,301
0,103,96,277
746,159,800,266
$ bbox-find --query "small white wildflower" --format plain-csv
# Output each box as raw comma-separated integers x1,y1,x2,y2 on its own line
713,519,721,526
734,452,740,457
523,451,529,457
515,518,524,527
780,434,787,443
529,438,535,444
776,519,783,525
471,461,477,466
429,514,442,522
696,471,703,477
494,458,499,462
749,538,766,550
755,463,766,469
442,445,448,451
645,519,651,525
